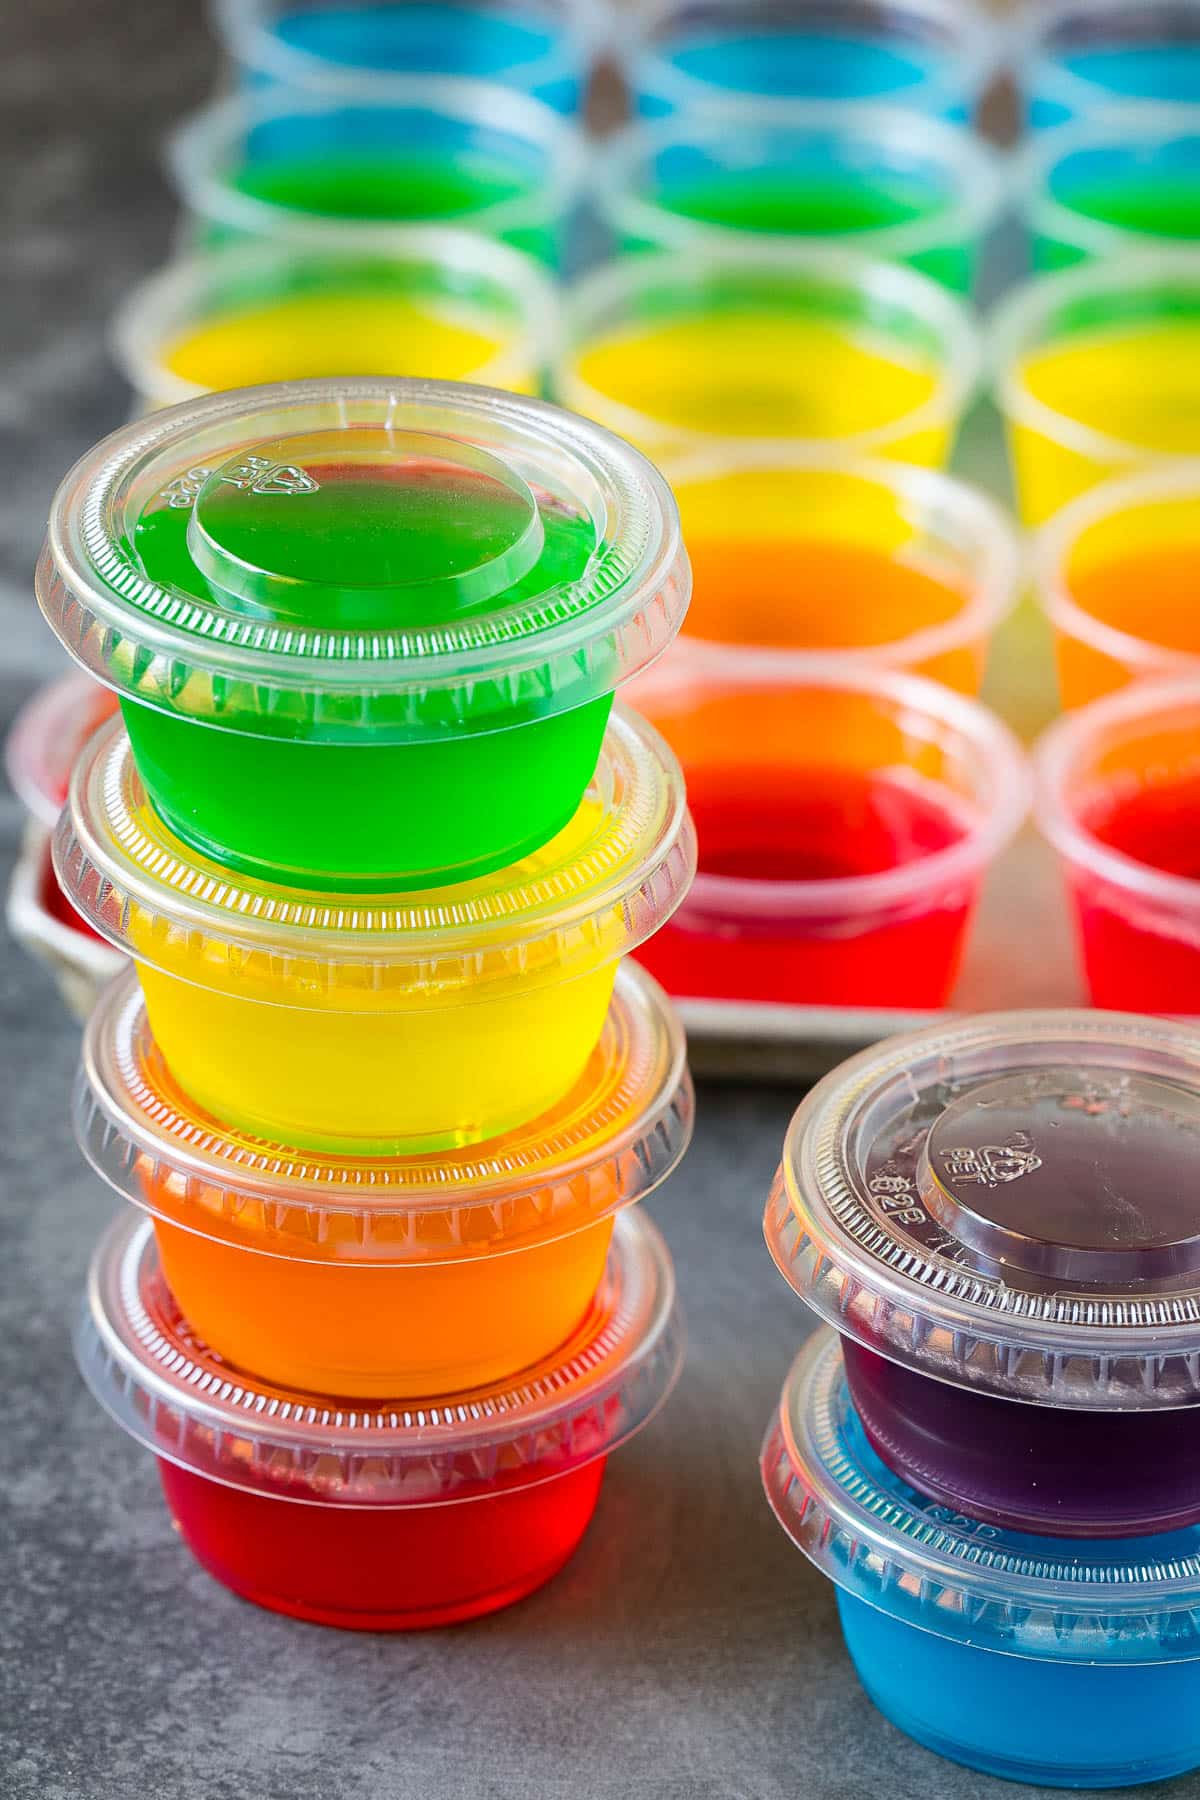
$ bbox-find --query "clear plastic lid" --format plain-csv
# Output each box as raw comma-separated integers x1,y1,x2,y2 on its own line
75,959,692,1261
766,1009,1200,1408
55,708,695,1004
36,377,688,742
4,671,117,829
77,1207,682,1506
763,1329,1200,1664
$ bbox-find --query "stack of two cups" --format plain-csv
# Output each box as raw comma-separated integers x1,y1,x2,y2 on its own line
40,376,696,1630
759,1011,1200,1790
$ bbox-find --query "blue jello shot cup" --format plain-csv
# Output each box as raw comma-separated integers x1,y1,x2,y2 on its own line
623,0,1001,121
213,0,607,114
1020,0,1200,129
764,1330,1200,1790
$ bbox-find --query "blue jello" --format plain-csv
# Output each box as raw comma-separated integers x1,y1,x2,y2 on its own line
763,1331,1200,1790
1024,2,1200,127
626,0,997,121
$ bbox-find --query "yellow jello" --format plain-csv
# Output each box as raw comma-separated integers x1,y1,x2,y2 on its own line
557,247,979,465
112,234,559,409
57,710,694,1154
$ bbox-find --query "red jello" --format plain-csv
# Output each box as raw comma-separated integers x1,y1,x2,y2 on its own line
1037,678,1200,1011
631,658,1028,1009
77,1210,681,1631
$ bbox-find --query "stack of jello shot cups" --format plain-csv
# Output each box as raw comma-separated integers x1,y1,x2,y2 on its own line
760,1012,1200,1789
38,376,696,1630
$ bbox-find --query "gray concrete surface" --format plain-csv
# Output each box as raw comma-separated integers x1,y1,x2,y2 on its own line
2,6,1193,1797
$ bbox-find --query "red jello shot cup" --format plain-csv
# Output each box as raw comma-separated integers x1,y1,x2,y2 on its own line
630,658,1028,1008
76,1207,682,1631
1036,677,1200,1012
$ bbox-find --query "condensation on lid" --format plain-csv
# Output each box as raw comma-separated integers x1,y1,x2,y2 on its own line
763,1330,1200,1664
77,1208,683,1506
74,960,693,1260
36,377,688,742
765,1009,1200,1407
54,708,696,1002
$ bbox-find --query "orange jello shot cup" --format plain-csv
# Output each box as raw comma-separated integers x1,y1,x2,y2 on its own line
662,450,1018,695
75,961,691,1397
1035,466,1200,709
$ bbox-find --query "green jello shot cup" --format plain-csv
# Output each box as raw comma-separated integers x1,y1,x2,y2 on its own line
37,378,689,890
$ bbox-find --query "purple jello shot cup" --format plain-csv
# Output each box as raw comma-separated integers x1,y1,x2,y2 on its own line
765,1009,1200,1538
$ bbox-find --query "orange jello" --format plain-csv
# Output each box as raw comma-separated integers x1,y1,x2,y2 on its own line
75,962,691,1397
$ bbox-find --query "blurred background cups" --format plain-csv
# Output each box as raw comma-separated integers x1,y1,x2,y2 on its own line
1036,677,1200,1011
595,104,1004,294
1020,0,1200,130
557,246,980,465
111,233,561,410
992,251,1200,525
213,0,607,114
630,659,1028,1010
661,450,1018,695
167,80,584,267
624,0,1000,122
1022,105,1200,271
1035,464,1200,709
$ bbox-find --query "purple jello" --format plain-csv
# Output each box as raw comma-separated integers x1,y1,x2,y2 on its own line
765,1011,1200,1538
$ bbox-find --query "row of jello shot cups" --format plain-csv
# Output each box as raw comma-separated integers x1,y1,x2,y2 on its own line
761,1008,1200,1789
38,374,699,1629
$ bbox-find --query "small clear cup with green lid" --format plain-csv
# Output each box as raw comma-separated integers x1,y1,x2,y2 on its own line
37,376,689,889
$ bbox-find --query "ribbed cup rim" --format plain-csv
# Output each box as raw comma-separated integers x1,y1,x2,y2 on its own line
74,959,693,1258
36,376,689,739
76,1208,684,1506
596,101,1004,270
763,1330,1200,1660
54,708,696,1000
624,0,1001,116
167,78,585,243
766,1006,1200,1405
559,244,981,458
109,232,563,409
212,0,609,92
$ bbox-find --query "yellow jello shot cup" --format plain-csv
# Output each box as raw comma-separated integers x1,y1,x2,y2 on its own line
992,251,1200,526
74,959,690,1397
556,244,980,466
111,233,560,411
56,708,695,1154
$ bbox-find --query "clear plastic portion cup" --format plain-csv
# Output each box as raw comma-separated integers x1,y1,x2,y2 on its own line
1035,677,1200,1011
763,1331,1200,1787
111,234,561,411
658,449,1018,695
213,0,606,114
1021,105,1200,272
75,959,691,1395
991,250,1200,526
1020,0,1200,129
558,245,979,467
36,377,688,890
596,103,1004,294
1034,465,1200,709
167,80,584,267
77,1207,683,1630
629,658,1027,1009
56,707,695,1152
623,0,1000,121
5,669,116,830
